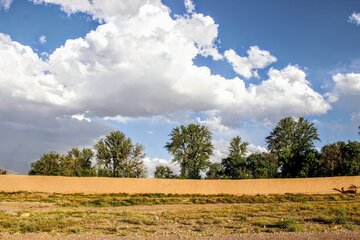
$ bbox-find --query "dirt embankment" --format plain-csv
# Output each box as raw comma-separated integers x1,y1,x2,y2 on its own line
0,175,359,195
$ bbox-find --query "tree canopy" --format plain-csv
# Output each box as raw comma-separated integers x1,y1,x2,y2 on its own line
29,152,63,176
266,117,320,177
165,124,213,179
154,165,176,179
221,136,249,179
95,131,146,178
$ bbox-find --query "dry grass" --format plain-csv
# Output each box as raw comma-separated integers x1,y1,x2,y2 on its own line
0,192,359,237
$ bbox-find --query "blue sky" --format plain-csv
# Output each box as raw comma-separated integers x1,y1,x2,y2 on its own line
0,0,359,175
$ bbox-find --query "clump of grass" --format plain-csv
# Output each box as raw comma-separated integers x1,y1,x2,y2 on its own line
333,210,347,224
273,218,302,232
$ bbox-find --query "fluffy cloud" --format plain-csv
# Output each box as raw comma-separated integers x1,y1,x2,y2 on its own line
32,0,164,21
0,34,66,107
349,12,360,26
196,115,231,134
333,73,360,95
218,65,331,125
39,35,47,44
224,46,277,79
175,13,222,60
0,0,12,10
26,1,328,122
184,0,195,14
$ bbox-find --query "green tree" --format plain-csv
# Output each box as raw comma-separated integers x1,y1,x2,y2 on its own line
154,165,176,179
319,142,343,176
95,131,146,178
221,136,249,179
62,148,96,177
341,141,360,175
265,117,320,178
28,152,63,176
0,169,7,175
320,141,360,176
206,162,223,179
246,153,278,179
165,124,213,179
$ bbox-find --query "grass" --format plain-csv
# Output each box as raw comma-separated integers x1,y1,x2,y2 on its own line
0,191,358,207
0,192,359,237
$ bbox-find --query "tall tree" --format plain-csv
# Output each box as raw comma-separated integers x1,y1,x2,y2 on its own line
28,152,63,176
265,117,320,177
320,141,360,176
154,165,176,179
62,148,96,177
165,124,213,179
221,136,249,179
246,153,278,179
95,131,146,178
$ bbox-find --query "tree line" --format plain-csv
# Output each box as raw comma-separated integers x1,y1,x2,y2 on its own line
29,117,360,179
29,131,146,178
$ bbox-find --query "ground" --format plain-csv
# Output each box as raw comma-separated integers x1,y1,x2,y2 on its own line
0,192,359,239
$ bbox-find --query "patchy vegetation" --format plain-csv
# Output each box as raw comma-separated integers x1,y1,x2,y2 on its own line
0,192,359,237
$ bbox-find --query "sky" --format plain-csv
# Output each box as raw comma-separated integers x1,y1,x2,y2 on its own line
0,0,359,176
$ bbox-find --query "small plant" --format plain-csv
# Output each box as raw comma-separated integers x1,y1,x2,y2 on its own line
334,210,347,224
274,218,302,232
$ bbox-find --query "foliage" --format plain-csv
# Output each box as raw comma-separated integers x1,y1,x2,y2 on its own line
221,136,249,179
61,148,96,177
165,124,213,179
29,152,63,176
320,141,360,176
28,148,96,177
246,153,278,179
206,163,223,179
95,131,146,178
266,117,320,177
0,168,7,175
154,165,176,179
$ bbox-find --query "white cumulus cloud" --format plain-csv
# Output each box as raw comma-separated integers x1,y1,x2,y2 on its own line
333,73,360,95
39,35,47,44
224,46,277,79
184,0,195,14
349,12,360,26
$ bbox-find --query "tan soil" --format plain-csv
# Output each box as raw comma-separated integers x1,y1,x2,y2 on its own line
1,175,360,195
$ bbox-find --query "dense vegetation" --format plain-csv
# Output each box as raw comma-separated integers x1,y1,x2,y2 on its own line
28,117,360,179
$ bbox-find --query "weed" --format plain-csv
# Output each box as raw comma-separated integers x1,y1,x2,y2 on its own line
273,218,302,232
